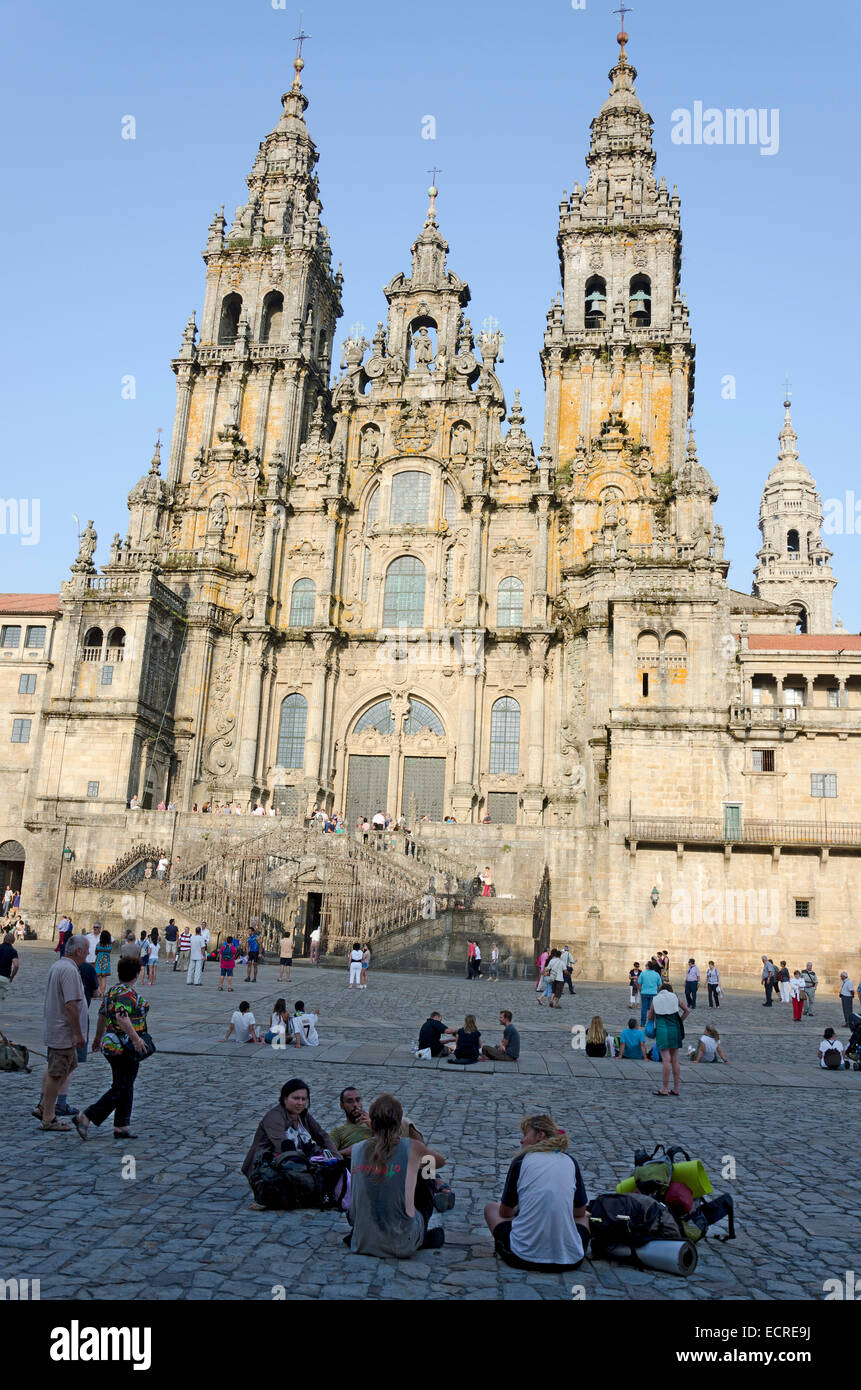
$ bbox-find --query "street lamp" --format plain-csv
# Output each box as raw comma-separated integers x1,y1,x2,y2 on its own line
62,846,75,864
650,885,659,908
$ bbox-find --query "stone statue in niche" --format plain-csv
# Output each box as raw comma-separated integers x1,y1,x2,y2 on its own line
360,429,380,465
615,513,630,553
451,423,470,458
208,495,228,534
413,327,434,369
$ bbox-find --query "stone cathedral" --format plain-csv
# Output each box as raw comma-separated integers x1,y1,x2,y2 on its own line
3,32,859,980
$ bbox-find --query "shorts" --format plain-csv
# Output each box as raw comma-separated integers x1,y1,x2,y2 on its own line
280,958,293,966
247,953,259,963
552,982,564,999
493,1220,588,1271
220,966,234,977
46,1046,78,1082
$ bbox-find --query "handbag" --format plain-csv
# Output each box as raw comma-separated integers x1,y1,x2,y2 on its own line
121,1030,156,1059
0,1030,30,1072
644,1020,656,1038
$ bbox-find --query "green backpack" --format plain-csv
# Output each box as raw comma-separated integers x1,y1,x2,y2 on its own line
632,1144,690,1200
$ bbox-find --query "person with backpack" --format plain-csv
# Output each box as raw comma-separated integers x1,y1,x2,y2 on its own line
819,1027,845,1069
560,945,576,995
760,955,777,1006
218,937,237,992
628,961,641,1008
241,1078,338,1209
648,983,691,1096
638,959,663,1027
245,929,261,983
484,1113,590,1271
790,970,806,1021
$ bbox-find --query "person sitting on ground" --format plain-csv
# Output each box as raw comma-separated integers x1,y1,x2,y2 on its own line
585,1016,610,1058
484,1113,590,1272
346,1093,448,1255
618,1017,648,1059
819,1027,846,1070
481,1010,521,1062
417,1011,455,1057
447,1013,482,1064
264,998,292,1046
329,1087,435,1168
690,1024,729,1064
242,1078,338,1206
292,1000,320,1047
223,1000,263,1045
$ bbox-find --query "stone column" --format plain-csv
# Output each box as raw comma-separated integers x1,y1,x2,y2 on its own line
542,348,563,457
253,508,283,623
200,371,220,455
253,364,275,458
670,346,687,474
465,494,485,628
522,633,550,824
532,496,550,625
451,651,478,819
579,351,596,443
238,636,268,786
303,633,332,806
167,365,195,487
640,348,654,450
317,500,340,626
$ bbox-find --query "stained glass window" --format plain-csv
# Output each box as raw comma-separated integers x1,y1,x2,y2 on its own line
391,471,431,525
383,556,426,627
276,694,308,768
497,576,524,628
489,697,520,774
289,578,316,627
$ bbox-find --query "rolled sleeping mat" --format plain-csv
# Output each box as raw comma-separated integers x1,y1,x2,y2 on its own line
617,1160,713,1200
607,1239,698,1276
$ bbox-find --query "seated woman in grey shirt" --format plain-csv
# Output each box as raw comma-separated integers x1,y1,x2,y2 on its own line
347,1093,447,1257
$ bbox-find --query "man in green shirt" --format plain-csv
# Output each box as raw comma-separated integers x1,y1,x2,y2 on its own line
329,1087,373,1157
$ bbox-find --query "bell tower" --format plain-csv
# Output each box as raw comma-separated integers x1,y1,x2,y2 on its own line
753,397,836,632
544,26,716,573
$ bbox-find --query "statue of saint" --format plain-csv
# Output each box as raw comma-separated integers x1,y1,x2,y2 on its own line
73,520,97,571
413,326,434,369
208,496,228,534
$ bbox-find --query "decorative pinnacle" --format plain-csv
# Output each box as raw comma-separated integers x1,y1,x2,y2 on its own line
614,3,632,54
292,23,310,86
427,168,441,217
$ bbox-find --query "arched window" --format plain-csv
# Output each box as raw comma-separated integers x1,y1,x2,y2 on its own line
489,698,520,774
391,471,431,526
260,290,284,343
383,556,426,628
289,579,316,627
218,293,242,344
444,483,457,525
276,694,308,768
361,547,371,602
585,275,607,328
792,604,808,635
637,631,660,659
83,627,104,652
355,700,395,734
366,486,380,529
404,700,445,735
629,274,652,328
787,529,800,555
107,627,126,664
497,577,524,629
664,631,687,657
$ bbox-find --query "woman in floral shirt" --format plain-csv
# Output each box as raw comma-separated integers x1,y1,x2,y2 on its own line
72,957,151,1141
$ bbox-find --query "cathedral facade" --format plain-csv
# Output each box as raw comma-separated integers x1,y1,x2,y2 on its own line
2,34,859,980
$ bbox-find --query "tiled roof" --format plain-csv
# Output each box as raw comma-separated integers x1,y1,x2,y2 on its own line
0,594,60,615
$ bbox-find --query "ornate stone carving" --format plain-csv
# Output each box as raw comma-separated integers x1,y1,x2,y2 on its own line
493,390,535,484
492,536,532,558
393,401,434,455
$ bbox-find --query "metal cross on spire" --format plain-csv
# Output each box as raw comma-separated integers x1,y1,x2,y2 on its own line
784,374,792,404
293,20,310,59
427,168,442,215
614,3,632,29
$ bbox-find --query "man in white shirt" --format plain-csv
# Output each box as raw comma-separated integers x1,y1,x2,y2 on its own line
85,925,99,964
309,925,321,965
545,951,565,1009
292,1000,319,1047
560,946,576,996
224,1002,262,1044
839,972,856,1027
156,855,169,881
186,927,205,986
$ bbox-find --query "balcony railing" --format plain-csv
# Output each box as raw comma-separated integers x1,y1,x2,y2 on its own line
628,816,861,849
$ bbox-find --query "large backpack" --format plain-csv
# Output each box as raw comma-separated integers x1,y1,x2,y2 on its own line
588,1193,681,1255
0,1030,30,1073
250,1149,347,1211
632,1143,690,1199
822,1044,843,1070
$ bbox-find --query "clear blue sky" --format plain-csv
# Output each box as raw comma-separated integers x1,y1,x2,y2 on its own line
3,0,859,624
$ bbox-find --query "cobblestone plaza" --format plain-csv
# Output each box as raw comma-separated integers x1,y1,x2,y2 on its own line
1,943,855,1302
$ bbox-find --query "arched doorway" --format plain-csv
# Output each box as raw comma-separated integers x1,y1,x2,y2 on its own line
0,839,25,899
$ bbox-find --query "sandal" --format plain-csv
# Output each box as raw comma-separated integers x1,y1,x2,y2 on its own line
652,1090,670,1097
40,1119,72,1131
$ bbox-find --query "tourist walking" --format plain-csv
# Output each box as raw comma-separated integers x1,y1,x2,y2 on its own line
706,961,720,1008
39,934,88,1131
164,919,178,965
200,922,211,969
245,928,261,983
761,955,777,1006
480,865,493,897
218,937,237,991
560,945,576,995
535,947,549,991
0,930,20,1005
790,970,806,1021
489,942,500,981
186,927,205,986
638,958,662,1027
545,949,565,1008
360,943,371,989
176,928,191,972
684,958,700,1009
801,962,818,1016
777,961,791,1004
839,972,856,1027
1,885,12,918
466,939,476,979
309,925,321,964
156,855,169,881
279,932,293,982
647,983,691,1097
346,1093,448,1255
146,929,160,985
94,929,112,997
348,941,364,989
73,956,151,1141
138,931,151,979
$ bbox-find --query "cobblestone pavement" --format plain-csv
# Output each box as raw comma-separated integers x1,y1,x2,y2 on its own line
1,943,856,1301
